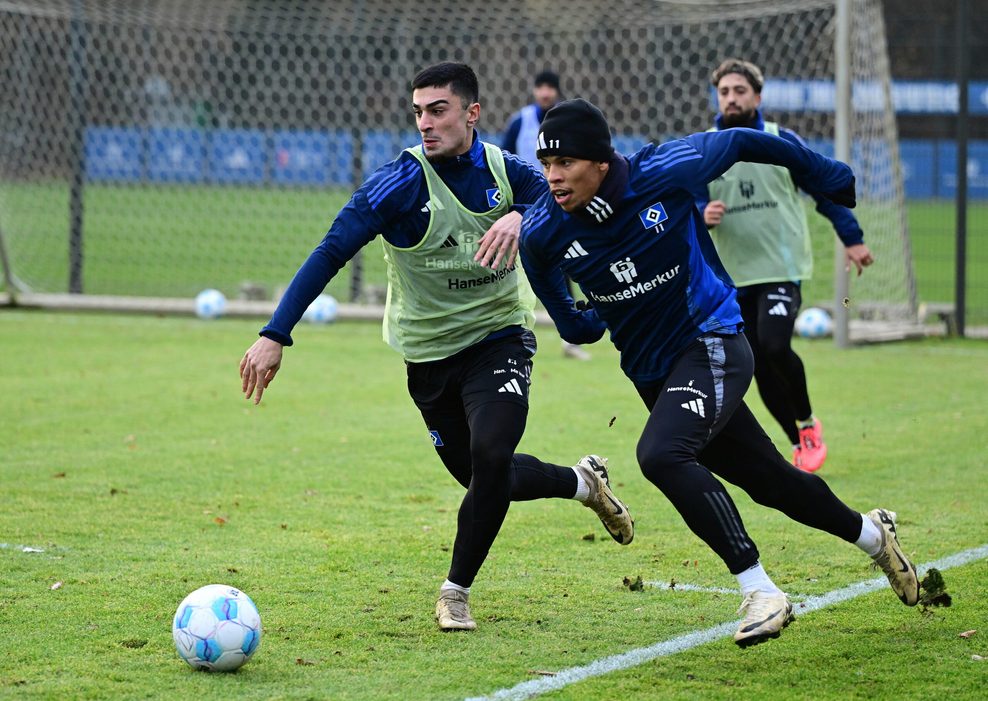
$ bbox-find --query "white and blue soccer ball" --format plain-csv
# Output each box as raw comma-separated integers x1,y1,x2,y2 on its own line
302,293,339,324
194,289,227,320
172,584,262,672
794,307,834,338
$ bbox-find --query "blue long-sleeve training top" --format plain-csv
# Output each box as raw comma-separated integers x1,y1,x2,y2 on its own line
692,110,863,246
260,135,548,346
520,127,855,385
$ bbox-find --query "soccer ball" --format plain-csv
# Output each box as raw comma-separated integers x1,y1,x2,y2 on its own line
794,307,834,338
172,584,262,672
194,289,227,319
302,293,339,324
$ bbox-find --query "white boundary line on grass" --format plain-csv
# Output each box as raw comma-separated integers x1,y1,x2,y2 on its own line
466,544,988,701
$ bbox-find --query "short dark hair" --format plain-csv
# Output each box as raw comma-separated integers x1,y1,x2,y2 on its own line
711,58,764,94
411,62,479,107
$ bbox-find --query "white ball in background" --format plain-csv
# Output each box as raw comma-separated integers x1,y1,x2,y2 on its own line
195,288,227,319
303,294,339,324
794,307,834,338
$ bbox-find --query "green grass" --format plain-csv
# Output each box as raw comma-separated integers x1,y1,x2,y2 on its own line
803,198,988,324
2,310,987,700
1,182,985,322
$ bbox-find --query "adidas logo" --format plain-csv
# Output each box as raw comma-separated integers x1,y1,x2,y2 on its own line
681,399,705,417
420,199,446,213
440,235,458,249
498,378,524,395
564,241,589,259
585,196,613,223
768,302,788,316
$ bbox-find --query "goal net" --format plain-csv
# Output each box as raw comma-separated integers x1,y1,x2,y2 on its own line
0,0,918,340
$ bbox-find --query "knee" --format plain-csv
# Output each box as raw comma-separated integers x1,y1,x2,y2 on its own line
636,436,685,485
757,332,792,362
469,435,514,482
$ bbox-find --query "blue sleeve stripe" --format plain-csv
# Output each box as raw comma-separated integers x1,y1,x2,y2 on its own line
367,160,411,202
641,143,698,171
522,206,550,234
658,152,703,170
368,165,421,209
367,159,418,206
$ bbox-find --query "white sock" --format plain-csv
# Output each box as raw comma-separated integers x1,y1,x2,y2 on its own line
440,580,470,595
736,562,782,596
572,467,591,502
855,514,883,557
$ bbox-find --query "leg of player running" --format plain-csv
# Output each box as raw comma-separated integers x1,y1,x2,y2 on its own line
634,333,797,647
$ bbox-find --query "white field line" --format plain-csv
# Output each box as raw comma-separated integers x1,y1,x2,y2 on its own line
466,544,988,701
0,542,46,553
644,581,743,596
644,581,813,601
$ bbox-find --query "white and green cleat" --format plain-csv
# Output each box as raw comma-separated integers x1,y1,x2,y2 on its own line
867,508,920,606
435,589,477,631
574,455,634,545
733,590,794,648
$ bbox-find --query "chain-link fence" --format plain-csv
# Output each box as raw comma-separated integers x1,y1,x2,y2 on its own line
0,0,918,339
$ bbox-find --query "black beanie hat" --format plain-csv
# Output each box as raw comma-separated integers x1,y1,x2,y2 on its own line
536,98,613,163
533,70,560,90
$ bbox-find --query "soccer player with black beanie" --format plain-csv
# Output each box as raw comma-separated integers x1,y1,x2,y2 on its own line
516,97,919,647
240,65,634,632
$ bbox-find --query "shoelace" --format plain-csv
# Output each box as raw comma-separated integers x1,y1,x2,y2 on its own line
440,595,472,622
736,592,786,618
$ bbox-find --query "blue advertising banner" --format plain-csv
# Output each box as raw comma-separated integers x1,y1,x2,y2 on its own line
937,140,988,199
271,130,353,186
710,81,988,114
898,140,937,199
85,127,142,181
208,129,266,184
361,130,420,176
148,128,205,183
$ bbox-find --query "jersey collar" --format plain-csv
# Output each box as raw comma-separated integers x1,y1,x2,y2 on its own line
427,131,485,172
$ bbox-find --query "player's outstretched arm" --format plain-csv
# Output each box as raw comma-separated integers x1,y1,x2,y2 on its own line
240,336,283,405
680,129,855,206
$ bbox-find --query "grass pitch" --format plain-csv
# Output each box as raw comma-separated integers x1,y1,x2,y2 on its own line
1,182,985,324
2,310,987,700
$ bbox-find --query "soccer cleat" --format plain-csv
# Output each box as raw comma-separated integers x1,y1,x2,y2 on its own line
795,419,827,472
574,455,634,545
866,508,920,606
733,590,794,648
435,589,477,631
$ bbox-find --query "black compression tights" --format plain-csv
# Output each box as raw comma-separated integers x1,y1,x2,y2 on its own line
443,401,577,587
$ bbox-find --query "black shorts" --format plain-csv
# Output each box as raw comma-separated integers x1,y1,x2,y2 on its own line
406,330,537,447
738,281,802,337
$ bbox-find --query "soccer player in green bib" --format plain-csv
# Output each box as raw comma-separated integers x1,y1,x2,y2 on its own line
697,59,875,473
239,62,633,632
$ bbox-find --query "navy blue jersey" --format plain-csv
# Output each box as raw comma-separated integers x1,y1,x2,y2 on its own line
520,128,855,385
693,111,863,246
261,135,548,346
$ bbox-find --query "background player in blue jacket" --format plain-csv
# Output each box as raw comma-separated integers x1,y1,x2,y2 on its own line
502,69,590,360
501,70,563,168
517,98,919,647
239,65,633,632
696,58,875,472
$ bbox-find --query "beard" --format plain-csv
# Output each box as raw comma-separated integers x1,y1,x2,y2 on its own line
721,107,757,128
